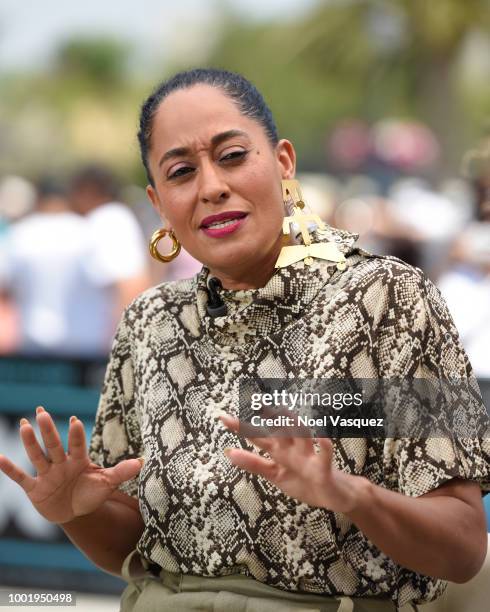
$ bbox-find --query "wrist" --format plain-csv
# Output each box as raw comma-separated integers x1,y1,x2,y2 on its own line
344,475,375,517
57,514,87,527
57,506,102,527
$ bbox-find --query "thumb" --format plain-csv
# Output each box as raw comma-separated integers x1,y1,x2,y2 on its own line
103,457,144,488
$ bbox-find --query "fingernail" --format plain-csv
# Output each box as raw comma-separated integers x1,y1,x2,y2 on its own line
137,456,145,466
19,418,29,427
223,447,234,457
36,406,45,415
70,416,77,423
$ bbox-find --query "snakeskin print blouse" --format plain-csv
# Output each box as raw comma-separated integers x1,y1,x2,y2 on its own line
89,226,490,608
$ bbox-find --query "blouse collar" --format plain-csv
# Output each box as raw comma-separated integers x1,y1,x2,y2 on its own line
193,225,359,345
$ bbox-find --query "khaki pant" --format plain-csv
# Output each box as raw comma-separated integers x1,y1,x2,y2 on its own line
120,549,417,612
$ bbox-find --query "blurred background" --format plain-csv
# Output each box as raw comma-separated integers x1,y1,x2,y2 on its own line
0,0,489,608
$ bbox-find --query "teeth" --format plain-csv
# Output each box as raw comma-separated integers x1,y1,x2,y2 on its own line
207,218,240,229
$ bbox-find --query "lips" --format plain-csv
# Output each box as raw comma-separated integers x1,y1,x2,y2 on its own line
200,211,247,228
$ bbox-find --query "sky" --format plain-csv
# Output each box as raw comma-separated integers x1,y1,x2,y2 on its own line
0,0,319,71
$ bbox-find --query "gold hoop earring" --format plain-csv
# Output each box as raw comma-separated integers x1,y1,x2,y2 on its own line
149,228,181,263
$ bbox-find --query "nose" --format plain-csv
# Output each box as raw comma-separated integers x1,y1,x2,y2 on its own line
198,162,230,204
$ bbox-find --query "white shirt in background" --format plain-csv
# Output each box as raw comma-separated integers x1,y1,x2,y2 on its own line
0,202,147,357
438,268,490,379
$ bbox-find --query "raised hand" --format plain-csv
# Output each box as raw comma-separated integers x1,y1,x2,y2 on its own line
0,406,143,524
220,414,366,513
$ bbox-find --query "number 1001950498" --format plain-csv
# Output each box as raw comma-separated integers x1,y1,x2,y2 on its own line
0,591,75,606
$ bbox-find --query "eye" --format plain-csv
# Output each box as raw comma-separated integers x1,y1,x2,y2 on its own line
167,165,194,180
219,150,248,163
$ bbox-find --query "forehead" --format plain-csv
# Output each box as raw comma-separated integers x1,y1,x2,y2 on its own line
150,84,264,151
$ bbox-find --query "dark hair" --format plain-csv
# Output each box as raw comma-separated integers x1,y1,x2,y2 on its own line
70,163,120,200
35,176,66,200
137,68,279,185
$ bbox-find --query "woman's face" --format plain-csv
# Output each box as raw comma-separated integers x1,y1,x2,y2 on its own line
146,84,295,287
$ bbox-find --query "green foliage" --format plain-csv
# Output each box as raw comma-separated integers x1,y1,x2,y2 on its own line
55,37,131,89
1,2,489,180
0,35,146,181
204,0,490,173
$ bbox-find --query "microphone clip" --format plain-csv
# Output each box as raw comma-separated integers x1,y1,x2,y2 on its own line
206,277,228,318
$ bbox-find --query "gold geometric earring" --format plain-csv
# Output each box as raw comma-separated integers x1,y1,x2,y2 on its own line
149,228,181,263
275,179,346,270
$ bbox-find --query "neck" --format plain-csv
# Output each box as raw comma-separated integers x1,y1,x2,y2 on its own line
37,201,70,214
209,260,276,291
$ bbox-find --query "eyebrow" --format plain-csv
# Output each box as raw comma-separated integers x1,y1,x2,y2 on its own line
158,129,250,167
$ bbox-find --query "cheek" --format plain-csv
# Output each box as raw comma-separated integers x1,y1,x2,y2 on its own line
241,162,282,212
153,188,192,230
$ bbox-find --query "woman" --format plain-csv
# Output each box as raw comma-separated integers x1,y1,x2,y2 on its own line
0,69,488,612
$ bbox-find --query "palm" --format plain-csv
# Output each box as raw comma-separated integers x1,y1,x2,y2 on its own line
27,459,111,524
0,408,142,524
221,415,359,513
268,447,332,508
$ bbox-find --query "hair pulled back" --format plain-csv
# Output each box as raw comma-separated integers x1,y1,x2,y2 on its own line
137,68,279,185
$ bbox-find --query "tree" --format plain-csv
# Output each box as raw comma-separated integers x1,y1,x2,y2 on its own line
205,0,490,174
55,37,131,90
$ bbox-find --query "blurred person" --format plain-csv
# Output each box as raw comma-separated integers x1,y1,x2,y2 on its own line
0,175,36,353
0,177,92,356
0,292,19,354
333,194,425,269
0,69,488,612
69,164,151,350
0,175,36,230
438,139,490,378
387,178,467,277
0,172,149,357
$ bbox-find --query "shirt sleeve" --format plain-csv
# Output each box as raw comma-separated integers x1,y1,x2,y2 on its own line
88,311,143,498
381,265,490,497
83,204,147,287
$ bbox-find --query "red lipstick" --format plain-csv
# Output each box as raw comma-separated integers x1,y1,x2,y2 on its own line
200,211,248,238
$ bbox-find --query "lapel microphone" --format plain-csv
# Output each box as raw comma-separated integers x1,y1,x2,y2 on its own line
206,277,228,318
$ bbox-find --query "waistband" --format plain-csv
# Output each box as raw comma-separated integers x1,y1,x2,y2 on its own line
122,549,417,611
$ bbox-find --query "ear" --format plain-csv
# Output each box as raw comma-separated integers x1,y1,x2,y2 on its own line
146,184,163,217
275,139,296,180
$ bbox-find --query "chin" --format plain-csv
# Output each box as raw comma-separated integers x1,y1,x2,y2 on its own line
206,252,251,270
204,244,260,271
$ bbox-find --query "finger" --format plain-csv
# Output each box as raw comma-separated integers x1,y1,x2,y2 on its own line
19,418,51,475
246,405,295,441
271,435,314,459
0,454,36,493
232,404,315,449
103,458,144,489
285,431,315,456
219,414,239,432
220,414,275,451
288,410,315,440
224,448,278,480
243,434,275,453
67,417,87,460
220,414,312,457
109,489,140,511
220,413,277,439
245,432,314,458
258,406,315,454
36,408,66,464
317,437,334,466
